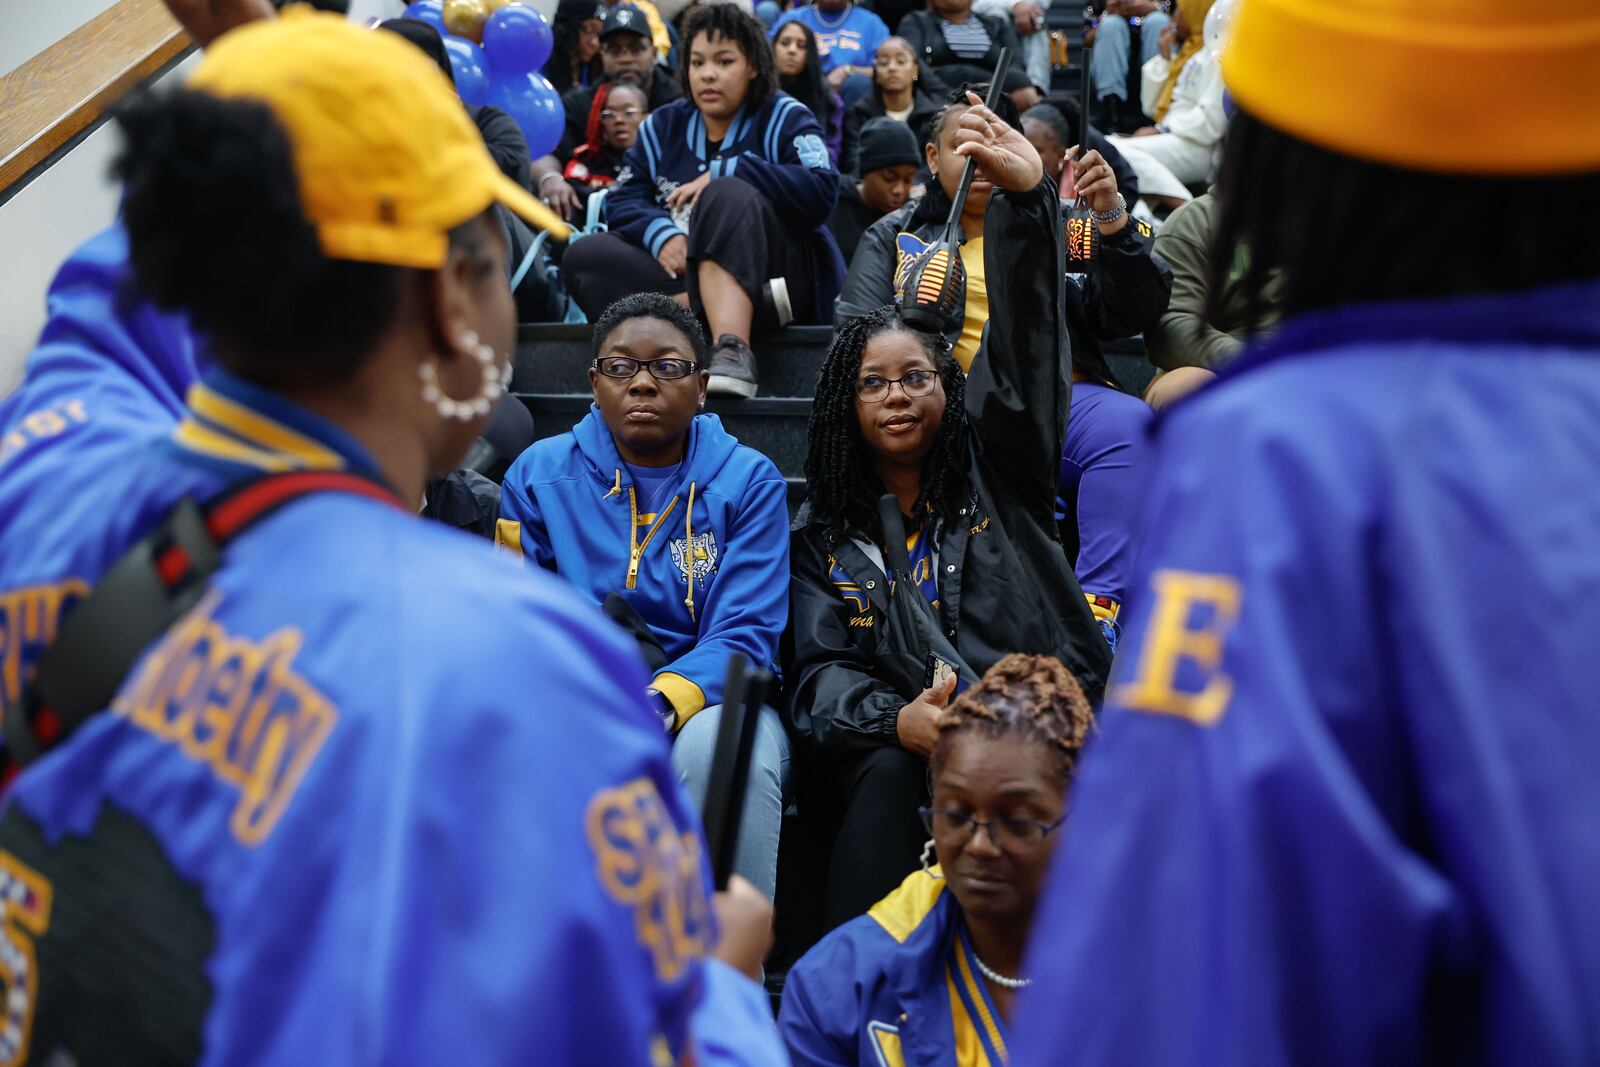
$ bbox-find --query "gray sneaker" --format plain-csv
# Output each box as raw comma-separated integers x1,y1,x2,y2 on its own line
707,334,759,398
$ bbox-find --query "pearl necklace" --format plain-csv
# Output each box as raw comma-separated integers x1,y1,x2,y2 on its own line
971,949,1031,990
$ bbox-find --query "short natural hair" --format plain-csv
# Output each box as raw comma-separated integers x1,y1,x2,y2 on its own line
931,653,1095,785
591,292,709,366
679,4,777,113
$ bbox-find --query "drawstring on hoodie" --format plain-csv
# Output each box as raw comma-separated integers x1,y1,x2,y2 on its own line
605,468,622,498
683,482,697,621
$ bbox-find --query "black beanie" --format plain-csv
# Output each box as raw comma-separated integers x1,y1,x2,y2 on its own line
856,117,921,176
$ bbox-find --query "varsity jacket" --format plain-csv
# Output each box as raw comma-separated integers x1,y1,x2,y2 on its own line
786,180,1113,758
1014,281,1600,1065
781,869,1013,1066
606,93,847,324
497,408,790,727
0,232,783,1065
835,187,1171,391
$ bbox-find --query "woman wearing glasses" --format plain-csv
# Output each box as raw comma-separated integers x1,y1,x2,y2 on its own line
779,653,1094,1064
563,82,649,204
497,292,792,902
785,95,1111,931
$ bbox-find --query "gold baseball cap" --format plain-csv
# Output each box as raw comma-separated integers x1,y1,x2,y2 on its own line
188,5,570,269
1222,0,1600,175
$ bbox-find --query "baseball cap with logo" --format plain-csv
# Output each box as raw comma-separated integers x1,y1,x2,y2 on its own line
600,4,649,40
188,5,570,270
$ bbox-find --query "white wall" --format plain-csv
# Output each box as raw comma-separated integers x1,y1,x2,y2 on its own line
0,52,199,396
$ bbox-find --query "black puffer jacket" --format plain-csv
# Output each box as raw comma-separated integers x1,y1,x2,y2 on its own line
785,180,1113,757
835,186,1171,388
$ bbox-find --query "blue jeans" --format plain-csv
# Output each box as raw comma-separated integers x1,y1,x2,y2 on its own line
671,703,791,901
1091,11,1170,103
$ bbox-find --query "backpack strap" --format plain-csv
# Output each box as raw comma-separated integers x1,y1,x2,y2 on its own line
2,470,401,778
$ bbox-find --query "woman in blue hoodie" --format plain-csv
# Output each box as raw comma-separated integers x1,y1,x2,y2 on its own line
497,293,793,900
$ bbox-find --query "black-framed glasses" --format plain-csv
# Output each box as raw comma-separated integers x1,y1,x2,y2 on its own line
918,806,1064,851
854,369,940,403
593,355,699,380
601,106,644,120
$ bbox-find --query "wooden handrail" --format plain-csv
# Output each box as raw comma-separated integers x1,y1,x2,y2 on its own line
0,0,192,199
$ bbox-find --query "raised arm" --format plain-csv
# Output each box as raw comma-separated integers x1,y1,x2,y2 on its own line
952,97,1064,528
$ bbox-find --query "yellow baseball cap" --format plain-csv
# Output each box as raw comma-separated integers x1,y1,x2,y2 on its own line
1222,0,1600,175
188,5,570,270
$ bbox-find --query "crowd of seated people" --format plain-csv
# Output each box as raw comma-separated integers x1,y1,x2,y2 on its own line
9,0,1600,1061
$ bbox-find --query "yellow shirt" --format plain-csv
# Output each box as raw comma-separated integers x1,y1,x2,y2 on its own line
953,237,987,373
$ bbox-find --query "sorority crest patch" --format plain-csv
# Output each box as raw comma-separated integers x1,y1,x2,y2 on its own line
794,133,830,169
892,231,931,294
670,530,719,588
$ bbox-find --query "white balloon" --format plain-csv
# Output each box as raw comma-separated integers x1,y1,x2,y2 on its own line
1203,0,1237,58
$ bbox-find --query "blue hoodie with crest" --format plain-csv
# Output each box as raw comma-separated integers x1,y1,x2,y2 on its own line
497,407,790,726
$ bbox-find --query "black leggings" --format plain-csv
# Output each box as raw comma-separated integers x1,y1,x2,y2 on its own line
564,177,817,329
820,745,929,931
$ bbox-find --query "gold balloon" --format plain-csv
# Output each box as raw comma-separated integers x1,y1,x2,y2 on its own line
442,0,490,42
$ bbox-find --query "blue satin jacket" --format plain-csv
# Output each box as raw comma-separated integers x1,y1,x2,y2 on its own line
782,869,1015,1066
1013,282,1600,1065
0,230,784,1065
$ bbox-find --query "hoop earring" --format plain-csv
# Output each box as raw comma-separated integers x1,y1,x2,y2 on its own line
418,330,506,422
920,838,944,879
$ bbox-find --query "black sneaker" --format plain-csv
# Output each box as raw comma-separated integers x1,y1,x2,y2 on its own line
707,334,759,398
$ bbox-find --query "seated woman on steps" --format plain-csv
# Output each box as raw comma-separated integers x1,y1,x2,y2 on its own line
785,94,1112,932
563,3,845,399
780,653,1095,1065
497,292,793,902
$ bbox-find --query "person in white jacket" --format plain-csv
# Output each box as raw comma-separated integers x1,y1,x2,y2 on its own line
1107,0,1230,205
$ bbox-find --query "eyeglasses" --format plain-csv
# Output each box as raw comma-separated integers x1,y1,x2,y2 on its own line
602,38,651,56
918,807,1064,851
593,355,698,380
854,369,939,403
601,106,644,120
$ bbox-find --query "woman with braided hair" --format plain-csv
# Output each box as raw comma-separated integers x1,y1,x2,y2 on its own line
780,653,1093,1065
785,92,1111,932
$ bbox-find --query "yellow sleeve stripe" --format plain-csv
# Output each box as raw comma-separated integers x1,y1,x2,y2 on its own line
494,519,524,558
651,671,705,726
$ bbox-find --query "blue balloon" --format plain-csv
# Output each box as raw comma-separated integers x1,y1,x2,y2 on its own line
444,37,493,107
490,73,565,159
483,3,554,76
403,0,445,30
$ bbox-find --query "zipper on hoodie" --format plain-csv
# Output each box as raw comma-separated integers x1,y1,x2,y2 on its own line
627,487,680,589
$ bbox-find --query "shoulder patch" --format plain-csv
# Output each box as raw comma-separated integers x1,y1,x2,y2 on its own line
867,868,946,944
892,231,931,294
793,133,830,169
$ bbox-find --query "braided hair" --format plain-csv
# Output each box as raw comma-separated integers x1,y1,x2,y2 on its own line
679,4,778,113
932,653,1094,785
803,305,968,538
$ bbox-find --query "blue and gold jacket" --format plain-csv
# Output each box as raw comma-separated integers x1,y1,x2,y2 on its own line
498,407,790,728
1013,281,1600,1065
781,869,1016,1067
0,231,783,1064
606,93,846,324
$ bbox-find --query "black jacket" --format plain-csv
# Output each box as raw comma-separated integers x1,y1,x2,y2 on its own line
471,105,533,191
786,180,1113,758
835,189,1171,388
897,9,1026,97
840,86,942,175
827,179,886,264
556,74,683,161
